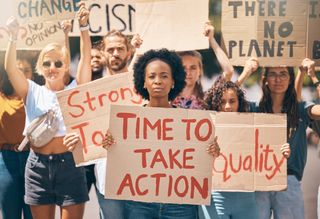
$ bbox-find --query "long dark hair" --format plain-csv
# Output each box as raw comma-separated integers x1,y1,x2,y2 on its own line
259,67,299,139
204,75,249,112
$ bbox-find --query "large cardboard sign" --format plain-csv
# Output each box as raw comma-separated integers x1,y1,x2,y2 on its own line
14,0,81,24
105,105,287,205
135,0,209,53
56,73,143,165
308,0,320,66
221,0,308,66
0,21,65,50
212,112,287,191
0,1,65,50
106,105,215,205
69,0,136,36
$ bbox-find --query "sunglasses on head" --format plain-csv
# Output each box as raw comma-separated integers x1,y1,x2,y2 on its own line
42,60,63,68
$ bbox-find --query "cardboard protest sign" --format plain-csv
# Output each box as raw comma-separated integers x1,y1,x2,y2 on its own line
106,107,287,204
212,112,287,191
56,73,143,165
0,1,65,50
69,0,136,36
221,0,308,66
135,0,209,53
308,0,320,66
106,105,214,205
0,21,65,50
14,0,81,24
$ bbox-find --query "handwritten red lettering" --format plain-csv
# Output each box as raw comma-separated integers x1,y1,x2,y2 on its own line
213,128,286,182
67,90,85,118
116,112,137,139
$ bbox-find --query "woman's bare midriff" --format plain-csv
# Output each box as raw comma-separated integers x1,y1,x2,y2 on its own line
31,137,68,154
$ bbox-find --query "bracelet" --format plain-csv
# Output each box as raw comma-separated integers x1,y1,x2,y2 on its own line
79,24,89,32
314,81,320,88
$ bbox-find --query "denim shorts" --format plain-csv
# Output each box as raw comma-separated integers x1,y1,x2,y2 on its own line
25,151,89,206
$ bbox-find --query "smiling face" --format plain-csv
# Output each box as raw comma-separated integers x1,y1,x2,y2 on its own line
144,59,174,101
220,88,239,112
266,67,290,95
41,50,67,83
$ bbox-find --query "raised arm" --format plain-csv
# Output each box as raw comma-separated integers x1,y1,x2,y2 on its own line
128,34,143,72
302,58,320,99
61,19,72,54
4,17,29,99
295,66,305,101
76,2,92,84
236,57,259,86
204,22,234,81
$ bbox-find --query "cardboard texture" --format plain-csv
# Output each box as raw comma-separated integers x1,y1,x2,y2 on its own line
0,1,65,50
69,0,136,36
13,0,80,24
0,21,65,50
212,112,287,191
56,72,143,166
221,0,309,66
106,105,215,205
307,0,320,66
106,105,287,205
135,0,209,53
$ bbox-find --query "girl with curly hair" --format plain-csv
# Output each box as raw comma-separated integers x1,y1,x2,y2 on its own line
202,76,259,219
202,59,291,219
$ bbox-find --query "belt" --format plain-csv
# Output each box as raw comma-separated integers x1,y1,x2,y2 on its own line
0,143,30,152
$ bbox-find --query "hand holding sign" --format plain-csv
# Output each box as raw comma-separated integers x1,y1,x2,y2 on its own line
63,132,83,152
280,143,290,159
6,16,19,40
203,21,214,39
301,58,316,78
77,1,90,27
102,130,116,150
206,136,220,158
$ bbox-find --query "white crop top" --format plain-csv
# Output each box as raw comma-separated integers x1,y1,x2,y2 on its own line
23,79,76,136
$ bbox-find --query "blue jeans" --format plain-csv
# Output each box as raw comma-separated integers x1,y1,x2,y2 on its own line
199,191,258,219
125,200,198,219
256,175,304,219
96,189,125,219
317,186,320,219
0,150,32,219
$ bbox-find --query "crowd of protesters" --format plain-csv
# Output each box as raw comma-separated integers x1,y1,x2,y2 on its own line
0,2,320,219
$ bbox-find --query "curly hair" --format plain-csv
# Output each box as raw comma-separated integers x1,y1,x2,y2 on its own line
204,75,249,112
259,67,299,139
133,48,186,101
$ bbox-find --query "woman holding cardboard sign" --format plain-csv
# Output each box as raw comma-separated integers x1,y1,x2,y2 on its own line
101,48,220,219
4,2,91,219
252,59,319,219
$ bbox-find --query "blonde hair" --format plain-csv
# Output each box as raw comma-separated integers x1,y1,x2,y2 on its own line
35,43,70,75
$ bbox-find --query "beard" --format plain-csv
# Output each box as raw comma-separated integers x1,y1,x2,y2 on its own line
108,57,128,73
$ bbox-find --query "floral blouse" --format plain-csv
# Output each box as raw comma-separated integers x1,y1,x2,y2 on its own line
172,95,207,110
